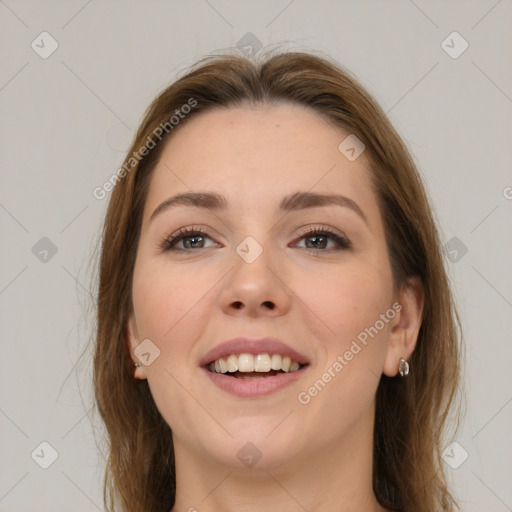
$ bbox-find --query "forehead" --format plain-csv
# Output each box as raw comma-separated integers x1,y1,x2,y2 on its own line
143,103,379,225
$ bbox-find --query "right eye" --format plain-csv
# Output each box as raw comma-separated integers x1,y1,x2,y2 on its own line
161,226,219,252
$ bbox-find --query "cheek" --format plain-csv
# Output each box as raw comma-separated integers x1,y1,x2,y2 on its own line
293,257,393,346
295,261,393,420
293,258,393,421
131,261,221,439
295,278,392,445
132,259,213,345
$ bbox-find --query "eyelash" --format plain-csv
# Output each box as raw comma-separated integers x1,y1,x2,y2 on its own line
160,224,351,253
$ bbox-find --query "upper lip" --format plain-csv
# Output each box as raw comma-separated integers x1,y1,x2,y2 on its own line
199,337,310,367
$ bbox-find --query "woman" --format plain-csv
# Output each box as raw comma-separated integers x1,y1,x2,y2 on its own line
93,49,462,512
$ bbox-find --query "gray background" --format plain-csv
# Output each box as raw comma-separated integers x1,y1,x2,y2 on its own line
1,1,511,510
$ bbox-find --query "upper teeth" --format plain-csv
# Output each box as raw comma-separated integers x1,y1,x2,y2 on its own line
209,353,301,374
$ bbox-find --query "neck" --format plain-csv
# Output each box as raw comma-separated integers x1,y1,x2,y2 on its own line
170,402,387,512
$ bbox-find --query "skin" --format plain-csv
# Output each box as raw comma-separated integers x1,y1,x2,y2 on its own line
127,103,424,512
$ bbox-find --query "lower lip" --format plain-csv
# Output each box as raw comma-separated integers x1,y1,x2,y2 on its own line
201,367,308,397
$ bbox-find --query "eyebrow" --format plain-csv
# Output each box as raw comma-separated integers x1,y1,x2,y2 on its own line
149,191,369,226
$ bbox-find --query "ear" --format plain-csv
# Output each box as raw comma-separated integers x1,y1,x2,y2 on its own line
383,276,424,377
127,313,147,380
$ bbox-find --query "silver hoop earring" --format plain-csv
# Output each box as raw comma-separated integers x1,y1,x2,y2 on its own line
398,357,409,377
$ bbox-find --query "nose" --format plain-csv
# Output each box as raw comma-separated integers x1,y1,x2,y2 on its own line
218,239,292,318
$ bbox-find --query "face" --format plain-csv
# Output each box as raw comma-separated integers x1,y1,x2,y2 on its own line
127,103,413,472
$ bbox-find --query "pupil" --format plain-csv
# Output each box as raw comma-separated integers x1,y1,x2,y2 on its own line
184,236,203,249
307,235,327,249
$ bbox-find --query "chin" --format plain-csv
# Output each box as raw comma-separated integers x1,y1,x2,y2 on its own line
199,419,308,471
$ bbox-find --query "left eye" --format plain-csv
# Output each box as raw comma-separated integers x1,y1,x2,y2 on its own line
294,230,350,251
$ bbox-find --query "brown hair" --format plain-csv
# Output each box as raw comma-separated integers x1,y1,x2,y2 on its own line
93,49,462,512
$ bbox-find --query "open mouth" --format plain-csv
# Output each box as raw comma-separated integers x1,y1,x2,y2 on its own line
206,353,308,379
200,339,311,397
